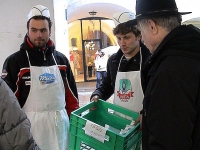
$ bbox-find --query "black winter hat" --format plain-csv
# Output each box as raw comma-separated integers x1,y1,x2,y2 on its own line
126,0,191,26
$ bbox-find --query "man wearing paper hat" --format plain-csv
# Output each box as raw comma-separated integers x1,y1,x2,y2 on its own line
125,0,200,149
91,11,150,117
2,4,79,150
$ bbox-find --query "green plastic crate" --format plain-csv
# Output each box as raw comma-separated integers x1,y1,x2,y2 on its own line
69,99,142,150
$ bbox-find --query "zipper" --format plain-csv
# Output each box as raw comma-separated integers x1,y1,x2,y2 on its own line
42,48,48,61
43,51,46,60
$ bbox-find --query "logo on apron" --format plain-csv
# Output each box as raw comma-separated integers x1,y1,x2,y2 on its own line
39,73,56,85
117,79,134,102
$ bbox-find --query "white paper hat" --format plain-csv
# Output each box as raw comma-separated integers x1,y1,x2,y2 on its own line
28,5,50,20
113,12,135,26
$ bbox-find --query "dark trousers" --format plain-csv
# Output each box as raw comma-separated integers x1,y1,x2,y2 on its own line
88,66,92,77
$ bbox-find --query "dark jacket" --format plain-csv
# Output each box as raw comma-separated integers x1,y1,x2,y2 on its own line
91,42,151,100
0,78,40,150
142,25,200,150
1,35,79,116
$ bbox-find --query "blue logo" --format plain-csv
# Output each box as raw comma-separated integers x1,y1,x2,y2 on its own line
39,73,56,84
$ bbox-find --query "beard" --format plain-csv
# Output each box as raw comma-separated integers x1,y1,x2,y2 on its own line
33,39,47,48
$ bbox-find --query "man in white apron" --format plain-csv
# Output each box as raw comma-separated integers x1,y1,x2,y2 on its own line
90,12,150,119
1,5,79,150
23,51,69,149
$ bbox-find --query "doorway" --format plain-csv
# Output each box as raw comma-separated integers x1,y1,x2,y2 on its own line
68,18,117,82
83,39,102,81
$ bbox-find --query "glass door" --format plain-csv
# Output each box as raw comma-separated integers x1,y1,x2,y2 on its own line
83,39,102,81
75,17,113,82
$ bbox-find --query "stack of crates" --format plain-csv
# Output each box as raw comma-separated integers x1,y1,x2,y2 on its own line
69,99,142,150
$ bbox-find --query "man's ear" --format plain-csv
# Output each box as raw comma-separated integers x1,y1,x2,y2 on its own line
148,19,158,35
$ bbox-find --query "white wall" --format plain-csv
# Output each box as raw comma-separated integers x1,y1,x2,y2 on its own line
68,0,135,12
0,0,55,70
67,0,200,22
53,0,70,58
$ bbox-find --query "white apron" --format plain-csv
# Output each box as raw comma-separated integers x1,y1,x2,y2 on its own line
23,51,69,150
114,51,143,119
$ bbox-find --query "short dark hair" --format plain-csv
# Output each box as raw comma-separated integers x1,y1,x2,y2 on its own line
113,23,141,36
27,16,52,30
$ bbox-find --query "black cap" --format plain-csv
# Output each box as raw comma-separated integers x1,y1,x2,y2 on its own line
126,0,192,26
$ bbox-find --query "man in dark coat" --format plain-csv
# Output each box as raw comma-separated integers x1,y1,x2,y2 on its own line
126,0,200,149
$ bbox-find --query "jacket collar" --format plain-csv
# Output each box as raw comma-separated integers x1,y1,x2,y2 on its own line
20,34,55,52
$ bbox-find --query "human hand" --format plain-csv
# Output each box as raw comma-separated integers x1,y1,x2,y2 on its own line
90,95,99,102
134,114,142,131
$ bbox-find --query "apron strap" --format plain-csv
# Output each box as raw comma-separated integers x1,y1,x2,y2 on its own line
117,48,142,72
117,55,124,72
26,50,58,66
25,50,31,66
52,53,58,66
139,48,142,71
